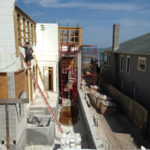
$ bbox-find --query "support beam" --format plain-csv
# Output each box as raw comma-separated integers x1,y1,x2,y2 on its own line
0,98,29,104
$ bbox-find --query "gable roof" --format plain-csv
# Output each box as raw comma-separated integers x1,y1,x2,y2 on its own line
104,32,150,54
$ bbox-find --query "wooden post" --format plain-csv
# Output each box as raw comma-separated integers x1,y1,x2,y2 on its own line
5,104,10,149
0,98,29,149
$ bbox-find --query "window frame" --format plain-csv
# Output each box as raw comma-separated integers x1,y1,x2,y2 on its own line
137,57,146,72
104,53,108,65
126,56,130,73
120,55,124,72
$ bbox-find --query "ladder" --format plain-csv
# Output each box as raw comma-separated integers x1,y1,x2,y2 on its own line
33,55,49,98
20,53,63,133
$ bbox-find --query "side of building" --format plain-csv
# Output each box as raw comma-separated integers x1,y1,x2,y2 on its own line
100,24,150,133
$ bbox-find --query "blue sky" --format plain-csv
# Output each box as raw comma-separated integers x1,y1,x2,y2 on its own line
17,0,150,48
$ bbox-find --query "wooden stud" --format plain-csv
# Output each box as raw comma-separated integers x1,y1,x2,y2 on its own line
23,18,26,44
25,70,29,98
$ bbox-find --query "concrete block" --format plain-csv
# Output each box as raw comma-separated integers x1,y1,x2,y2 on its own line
26,116,55,145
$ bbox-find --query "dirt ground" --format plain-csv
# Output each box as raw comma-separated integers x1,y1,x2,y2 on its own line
89,105,150,150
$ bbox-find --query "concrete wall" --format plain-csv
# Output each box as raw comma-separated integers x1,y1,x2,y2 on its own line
77,51,82,89
35,23,59,93
0,89,27,146
100,78,148,132
35,23,59,62
78,89,104,149
0,0,22,72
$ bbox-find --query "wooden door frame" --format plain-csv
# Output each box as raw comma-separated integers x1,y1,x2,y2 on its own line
43,66,53,91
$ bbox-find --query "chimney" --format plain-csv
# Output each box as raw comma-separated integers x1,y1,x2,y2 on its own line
112,24,120,51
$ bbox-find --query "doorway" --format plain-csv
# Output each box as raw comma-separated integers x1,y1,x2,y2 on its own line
44,67,53,91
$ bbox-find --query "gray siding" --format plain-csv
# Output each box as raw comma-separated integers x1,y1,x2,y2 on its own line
100,52,150,109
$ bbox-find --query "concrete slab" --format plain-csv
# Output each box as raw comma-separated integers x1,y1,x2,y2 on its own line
31,91,59,116
32,91,58,108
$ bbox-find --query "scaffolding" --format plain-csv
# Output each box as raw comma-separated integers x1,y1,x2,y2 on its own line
61,67,78,105
60,43,79,56
81,45,97,85
60,43,78,105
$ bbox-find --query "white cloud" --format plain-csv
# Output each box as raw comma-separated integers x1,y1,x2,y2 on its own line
23,0,141,11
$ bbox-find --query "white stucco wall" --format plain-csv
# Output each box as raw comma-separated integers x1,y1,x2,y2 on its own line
35,23,59,61
35,23,59,93
0,0,22,72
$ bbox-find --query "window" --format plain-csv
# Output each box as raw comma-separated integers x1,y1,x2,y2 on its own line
126,56,130,73
107,54,111,66
120,55,124,72
100,53,103,66
137,57,146,71
104,54,107,65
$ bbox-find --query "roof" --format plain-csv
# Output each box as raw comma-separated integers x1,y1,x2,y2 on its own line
103,32,150,54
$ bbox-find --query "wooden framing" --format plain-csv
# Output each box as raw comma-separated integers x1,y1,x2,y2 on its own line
59,27,82,46
14,10,19,56
30,73,33,103
25,70,29,98
14,6,36,56
23,18,26,43
36,65,38,81
61,58,76,68
31,24,34,44
0,73,8,98
17,14,21,45
27,21,30,42
43,67,53,91
34,25,36,44
15,69,25,98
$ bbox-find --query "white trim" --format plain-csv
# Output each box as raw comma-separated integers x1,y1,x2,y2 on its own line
137,57,146,72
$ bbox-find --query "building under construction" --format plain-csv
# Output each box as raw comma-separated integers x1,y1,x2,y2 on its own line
0,1,100,149
0,0,149,150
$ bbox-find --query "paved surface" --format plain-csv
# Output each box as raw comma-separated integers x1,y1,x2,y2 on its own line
32,91,58,108
89,103,150,150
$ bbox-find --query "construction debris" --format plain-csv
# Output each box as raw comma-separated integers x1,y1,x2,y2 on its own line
59,132,81,149
27,116,51,127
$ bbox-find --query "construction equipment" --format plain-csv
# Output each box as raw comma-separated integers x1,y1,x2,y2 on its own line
33,55,49,98
20,53,63,133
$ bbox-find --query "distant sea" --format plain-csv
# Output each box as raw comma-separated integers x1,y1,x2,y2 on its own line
83,48,105,63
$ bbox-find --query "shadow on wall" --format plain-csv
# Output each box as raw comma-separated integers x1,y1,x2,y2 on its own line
100,77,148,133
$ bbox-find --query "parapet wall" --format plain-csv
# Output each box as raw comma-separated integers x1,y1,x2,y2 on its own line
78,89,104,150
